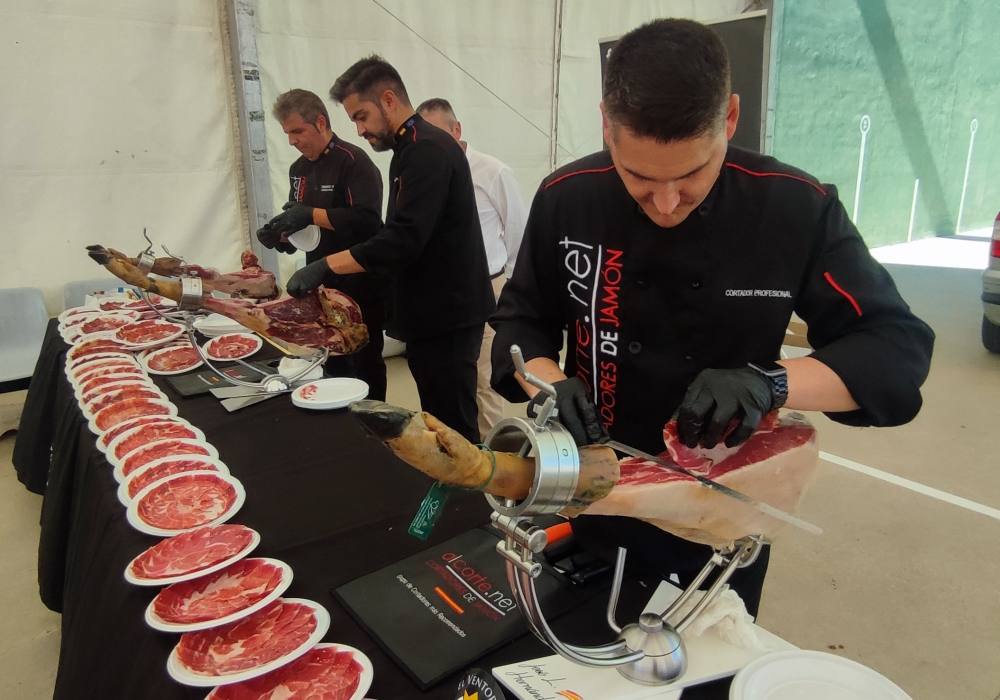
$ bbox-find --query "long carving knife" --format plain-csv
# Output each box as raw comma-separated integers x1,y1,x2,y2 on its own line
602,439,823,536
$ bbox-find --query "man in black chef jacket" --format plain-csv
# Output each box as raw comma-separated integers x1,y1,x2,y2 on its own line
256,89,388,400
490,19,934,615
286,57,495,442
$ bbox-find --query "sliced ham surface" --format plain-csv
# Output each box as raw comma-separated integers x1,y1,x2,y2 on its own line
135,472,237,531
85,385,162,416
585,412,819,547
206,646,363,699
146,346,201,372
73,361,142,384
115,320,184,346
205,334,259,360
175,599,318,676
100,415,186,449
128,525,256,581
112,422,199,461
127,458,220,499
122,439,211,478
152,558,285,624
93,399,173,432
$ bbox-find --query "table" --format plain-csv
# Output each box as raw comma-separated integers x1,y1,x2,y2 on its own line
14,321,733,699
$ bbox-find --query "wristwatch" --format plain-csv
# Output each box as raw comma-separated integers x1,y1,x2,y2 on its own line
747,360,789,410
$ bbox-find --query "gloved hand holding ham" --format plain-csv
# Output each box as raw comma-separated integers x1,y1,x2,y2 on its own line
350,400,820,548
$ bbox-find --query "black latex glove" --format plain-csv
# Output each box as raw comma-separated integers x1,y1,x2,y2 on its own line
677,368,775,449
275,240,297,254
269,203,314,234
286,258,331,298
255,220,283,249
527,377,606,446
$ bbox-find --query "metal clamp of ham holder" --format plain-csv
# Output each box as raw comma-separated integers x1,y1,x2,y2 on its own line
484,345,765,685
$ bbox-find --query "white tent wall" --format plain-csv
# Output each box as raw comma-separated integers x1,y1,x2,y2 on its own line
0,1,245,313
555,0,749,168
255,0,557,283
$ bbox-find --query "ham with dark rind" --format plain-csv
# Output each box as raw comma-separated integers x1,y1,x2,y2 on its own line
128,525,256,581
152,558,285,624
135,472,237,531
206,646,363,699
175,599,318,676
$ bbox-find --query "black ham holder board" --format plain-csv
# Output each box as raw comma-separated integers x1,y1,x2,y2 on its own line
165,358,281,396
335,527,595,689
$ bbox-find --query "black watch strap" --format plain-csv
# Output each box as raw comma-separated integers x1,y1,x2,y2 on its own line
747,360,788,410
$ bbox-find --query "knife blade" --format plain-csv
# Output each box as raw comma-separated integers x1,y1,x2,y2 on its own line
603,439,823,536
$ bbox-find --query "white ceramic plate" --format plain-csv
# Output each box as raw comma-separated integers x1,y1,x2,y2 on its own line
141,344,205,375
288,224,321,252
117,455,227,507
75,375,154,402
203,642,374,700
291,377,369,411
729,650,911,700
113,438,219,482
66,351,135,373
126,470,245,537
202,333,263,362
124,526,260,587
145,558,293,633
166,598,330,687
69,357,142,385
88,398,178,435
115,320,187,349
106,421,208,468
193,314,249,337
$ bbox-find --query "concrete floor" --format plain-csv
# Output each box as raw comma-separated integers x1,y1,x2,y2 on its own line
1,260,998,699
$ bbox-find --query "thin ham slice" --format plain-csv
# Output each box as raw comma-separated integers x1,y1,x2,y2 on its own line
100,415,187,450
122,439,212,478
206,646,363,700
127,458,220,499
85,385,162,416
112,422,200,461
151,558,285,624
128,525,256,581
175,599,319,676
93,398,173,432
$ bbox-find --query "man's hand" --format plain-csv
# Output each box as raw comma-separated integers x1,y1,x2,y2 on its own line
677,368,775,449
527,377,606,446
286,258,331,298
255,220,283,249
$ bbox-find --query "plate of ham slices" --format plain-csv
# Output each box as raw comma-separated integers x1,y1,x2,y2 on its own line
126,471,245,537
98,415,193,453
125,524,260,587
112,437,219,482
106,421,207,464
166,598,330,687
145,558,292,633
202,333,262,362
142,344,204,375
115,319,186,349
88,398,177,435
205,643,373,700
118,455,229,507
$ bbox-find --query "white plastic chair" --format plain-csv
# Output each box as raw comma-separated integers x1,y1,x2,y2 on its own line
0,288,49,384
62,277,126,310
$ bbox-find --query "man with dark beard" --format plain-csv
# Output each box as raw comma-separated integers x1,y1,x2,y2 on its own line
286,56,494,442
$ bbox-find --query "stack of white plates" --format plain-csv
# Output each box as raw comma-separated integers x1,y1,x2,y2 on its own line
730,650,911,700
193,314,250,337
291,378,369,410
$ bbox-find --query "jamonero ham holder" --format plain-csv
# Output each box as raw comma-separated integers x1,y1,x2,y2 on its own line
351,345,824,687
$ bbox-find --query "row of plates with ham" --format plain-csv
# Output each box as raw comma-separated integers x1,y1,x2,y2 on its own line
61,317,373,699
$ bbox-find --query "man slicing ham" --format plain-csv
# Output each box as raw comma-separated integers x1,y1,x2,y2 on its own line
489,19,934,616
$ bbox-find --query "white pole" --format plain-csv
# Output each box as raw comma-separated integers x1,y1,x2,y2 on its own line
853,114,871,223
955,118,978,234
907,178,920,242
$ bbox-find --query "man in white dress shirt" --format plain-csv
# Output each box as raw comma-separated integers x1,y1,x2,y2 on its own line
417,98,528,437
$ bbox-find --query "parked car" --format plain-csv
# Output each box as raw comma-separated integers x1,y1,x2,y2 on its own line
983,212,1000,353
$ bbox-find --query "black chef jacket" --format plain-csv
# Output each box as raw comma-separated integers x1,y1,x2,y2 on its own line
349,114,495,341
288,134,383,305
491,146,934,456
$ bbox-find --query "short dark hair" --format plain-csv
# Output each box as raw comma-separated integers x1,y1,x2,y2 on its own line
416,97,457,122
603,19,731,142
272,89,331,129
330,54,410,105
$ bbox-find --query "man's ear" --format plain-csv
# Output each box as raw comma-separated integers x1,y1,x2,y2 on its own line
380,89,396,113
453,120,463,140
315,114,328,132
725,93,740,141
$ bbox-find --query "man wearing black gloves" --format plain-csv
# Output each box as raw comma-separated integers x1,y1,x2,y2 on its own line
257,89,388,399
287,57,495,442
492,19,934,615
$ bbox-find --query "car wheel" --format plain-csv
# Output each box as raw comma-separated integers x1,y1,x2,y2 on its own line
983,315,1000,353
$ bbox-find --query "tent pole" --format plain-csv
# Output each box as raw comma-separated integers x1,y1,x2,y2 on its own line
221,0,278,278
549,0,564,172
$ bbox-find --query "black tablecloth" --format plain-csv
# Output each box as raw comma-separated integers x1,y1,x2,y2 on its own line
14,321,731,699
